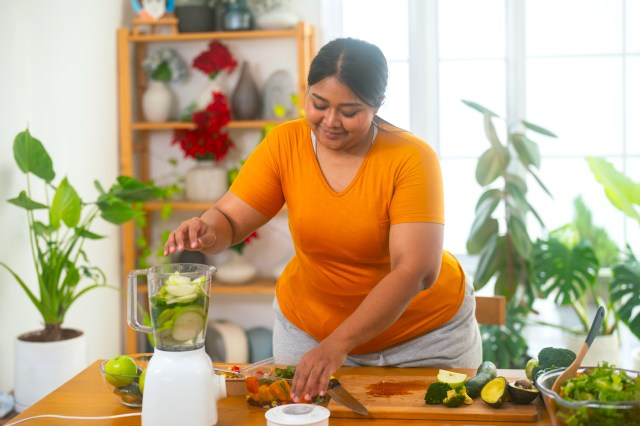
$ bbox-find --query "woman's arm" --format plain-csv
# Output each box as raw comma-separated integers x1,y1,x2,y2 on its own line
164,191,271,256
290,221,444,401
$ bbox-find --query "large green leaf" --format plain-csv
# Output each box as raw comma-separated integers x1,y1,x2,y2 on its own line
484,113,503,150
474,235,504,290
511,134,541,169
531,238,599,305
467,218,499,255
506,180,544,228
521,120,558,138
609,248,640,339
461,100,499,118
98,197,143,224
13,129,55,182
107,176,165,202
476,146,510,185
7,191,48,210
508,214,532,259
50,177,81,229
587,157,640,221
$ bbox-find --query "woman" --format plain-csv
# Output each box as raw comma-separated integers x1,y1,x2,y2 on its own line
164,37,482,402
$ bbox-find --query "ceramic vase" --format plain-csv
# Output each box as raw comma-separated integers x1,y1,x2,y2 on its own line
231,62,262,120
142,80,174,122
222,0,253,31
255,6,298,30
562,332,620,366
215,250,258,284
175,4,216,33
196,77,224,110
14,330,87,412
184,161,228,202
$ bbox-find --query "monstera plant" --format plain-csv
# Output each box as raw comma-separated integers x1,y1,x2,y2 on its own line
463,100,557,367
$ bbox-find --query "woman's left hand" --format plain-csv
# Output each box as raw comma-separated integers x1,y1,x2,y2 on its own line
290,340,347,402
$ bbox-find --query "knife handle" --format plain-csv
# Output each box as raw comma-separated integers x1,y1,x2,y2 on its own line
328,376,340,389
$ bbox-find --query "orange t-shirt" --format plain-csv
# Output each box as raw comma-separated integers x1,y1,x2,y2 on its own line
230,118,465,353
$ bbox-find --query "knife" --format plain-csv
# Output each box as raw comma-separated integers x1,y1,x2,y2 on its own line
328,377,369,416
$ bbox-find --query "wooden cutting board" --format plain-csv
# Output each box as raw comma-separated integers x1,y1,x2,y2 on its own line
328,375,538,422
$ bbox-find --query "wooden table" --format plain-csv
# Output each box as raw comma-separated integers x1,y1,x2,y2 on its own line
9,361,551,425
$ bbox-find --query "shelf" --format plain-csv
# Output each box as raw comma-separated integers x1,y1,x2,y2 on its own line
145,201,213,211
129,28,298,42
132,120,283,131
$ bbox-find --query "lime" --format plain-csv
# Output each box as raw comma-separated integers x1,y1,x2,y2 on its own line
437,369,467,388
139,368,147,394
104,355,138,387
525,358,538,381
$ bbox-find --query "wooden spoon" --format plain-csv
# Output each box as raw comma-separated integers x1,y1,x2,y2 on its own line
544,305,606,425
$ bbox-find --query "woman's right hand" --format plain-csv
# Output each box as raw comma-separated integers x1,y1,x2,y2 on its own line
164,217,217,255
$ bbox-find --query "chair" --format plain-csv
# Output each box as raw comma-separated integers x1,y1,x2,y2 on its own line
475,295,506,326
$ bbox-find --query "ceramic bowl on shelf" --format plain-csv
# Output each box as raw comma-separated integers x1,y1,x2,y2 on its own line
537,366,640,425
99,354,151,408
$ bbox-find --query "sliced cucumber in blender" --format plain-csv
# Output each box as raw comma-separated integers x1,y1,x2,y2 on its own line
171,309,205,341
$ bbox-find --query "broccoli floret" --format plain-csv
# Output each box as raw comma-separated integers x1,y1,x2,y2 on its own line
532,347,576,383
455,385,473,405
424,382,452,405
443,390,467,408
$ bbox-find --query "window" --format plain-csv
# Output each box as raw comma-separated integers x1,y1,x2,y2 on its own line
323,0,640,256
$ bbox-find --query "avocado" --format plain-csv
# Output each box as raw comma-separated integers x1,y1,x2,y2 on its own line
465,361,498,398
508,379,539,404
480,376,508,408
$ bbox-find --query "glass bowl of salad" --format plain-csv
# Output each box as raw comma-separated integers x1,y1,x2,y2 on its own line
241,357,326,408
536,363,640,426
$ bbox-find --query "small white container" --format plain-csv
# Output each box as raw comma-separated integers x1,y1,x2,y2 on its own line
265,404,330,426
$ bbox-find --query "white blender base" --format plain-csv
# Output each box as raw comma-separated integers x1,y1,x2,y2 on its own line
142,347,225,426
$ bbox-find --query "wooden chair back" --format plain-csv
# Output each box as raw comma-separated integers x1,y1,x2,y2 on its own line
475,295,506,326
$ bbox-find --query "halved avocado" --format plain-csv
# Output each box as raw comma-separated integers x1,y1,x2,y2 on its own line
480,376,508,408
508,378,539,404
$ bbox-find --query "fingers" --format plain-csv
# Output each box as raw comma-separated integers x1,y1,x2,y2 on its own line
164,218,213,256
290,351,337,403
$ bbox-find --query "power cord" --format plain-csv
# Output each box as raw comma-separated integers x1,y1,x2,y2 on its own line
5,412,142,425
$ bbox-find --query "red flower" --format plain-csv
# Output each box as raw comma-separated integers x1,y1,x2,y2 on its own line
192,41,237,79
230,231,259,255
172,92,234,162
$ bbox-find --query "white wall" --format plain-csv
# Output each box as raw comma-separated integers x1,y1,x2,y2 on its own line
0,0,134,392
0,0,322,392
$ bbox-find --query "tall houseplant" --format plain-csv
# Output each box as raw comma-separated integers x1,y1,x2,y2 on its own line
463,100,557,367
1,129,168,410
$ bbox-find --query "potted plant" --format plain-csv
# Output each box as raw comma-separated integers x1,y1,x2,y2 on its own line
0,128,167,411
463,100,558,368
530,160,640,365
141,47,188,122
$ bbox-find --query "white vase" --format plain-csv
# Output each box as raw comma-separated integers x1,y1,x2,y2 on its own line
196,77,224,110
14,330,88,412
562,332,620,367
215,251,258,284
255,7,298,30
142,80,174,122
184,161,228,202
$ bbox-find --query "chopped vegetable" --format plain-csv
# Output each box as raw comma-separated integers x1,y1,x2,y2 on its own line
443,389,467,408
558,362,640,426
424,382,452,405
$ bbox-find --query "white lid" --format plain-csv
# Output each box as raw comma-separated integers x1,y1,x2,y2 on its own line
265,404,330,426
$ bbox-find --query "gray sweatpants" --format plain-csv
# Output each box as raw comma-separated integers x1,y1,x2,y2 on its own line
272,279,483,368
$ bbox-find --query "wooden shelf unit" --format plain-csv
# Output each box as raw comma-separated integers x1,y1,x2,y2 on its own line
116,23,315,354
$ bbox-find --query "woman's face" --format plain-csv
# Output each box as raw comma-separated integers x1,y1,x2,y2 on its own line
305,76,378,153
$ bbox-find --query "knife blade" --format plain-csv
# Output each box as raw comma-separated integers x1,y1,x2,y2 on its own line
328,377,369,416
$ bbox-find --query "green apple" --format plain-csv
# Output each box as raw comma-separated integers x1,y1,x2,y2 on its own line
139,368,147,394
104,355,138,387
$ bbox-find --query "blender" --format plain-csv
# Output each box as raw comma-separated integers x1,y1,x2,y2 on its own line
128,263,226,426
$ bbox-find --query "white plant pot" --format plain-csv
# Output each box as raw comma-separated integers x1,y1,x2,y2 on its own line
184,162,228,202
562,332,620,367
14,331,88,412
142,80,174,122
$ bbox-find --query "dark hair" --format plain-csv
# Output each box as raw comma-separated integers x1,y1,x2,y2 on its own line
307,38,388,109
